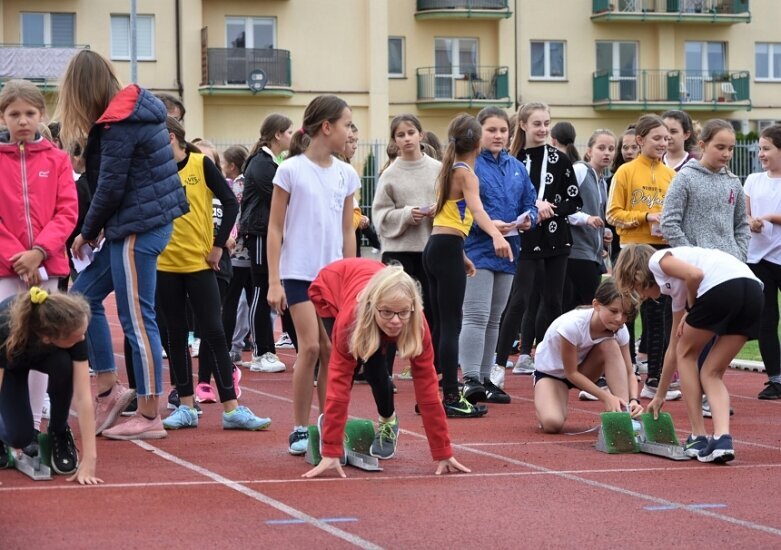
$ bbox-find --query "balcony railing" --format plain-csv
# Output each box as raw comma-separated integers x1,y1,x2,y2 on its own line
0,44,88,85
592,0,750,23
415,0,511,19
203,48,291,89
416,66,510,107
593,69,751,110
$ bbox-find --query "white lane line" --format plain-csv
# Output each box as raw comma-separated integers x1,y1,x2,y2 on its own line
131,440,382,550
4,462,781,494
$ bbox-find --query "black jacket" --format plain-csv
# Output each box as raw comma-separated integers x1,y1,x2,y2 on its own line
240,148,277,237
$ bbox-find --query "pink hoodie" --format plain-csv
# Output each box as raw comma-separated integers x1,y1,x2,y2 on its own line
0,135,77,278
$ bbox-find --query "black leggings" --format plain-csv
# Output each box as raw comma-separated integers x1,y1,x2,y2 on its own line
423,234,466,396
496,254,568,366
359,345,396,419
222,265,253,355
157,270,237,402
750,260,781,378
564,258,603,312
644,295,672,381
0,351,73,448
246,235,276,357
198,277,229,384
382,251,434,374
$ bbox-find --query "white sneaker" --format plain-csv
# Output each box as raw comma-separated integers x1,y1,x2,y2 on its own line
512,354,535,375
634,360,648,374
42,394,51,420
275,333,294,349
579,377,608,401
491,354,514,369
489,364,505,389
189,338,201,358
397,366,413,380
249,352,286,373
640,381,682,401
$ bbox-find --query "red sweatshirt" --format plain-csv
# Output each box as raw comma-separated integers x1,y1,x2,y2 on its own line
309,258,452,461
0,135,77,278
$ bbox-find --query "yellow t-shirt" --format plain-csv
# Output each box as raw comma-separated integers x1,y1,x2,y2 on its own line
432,161,474,236
158,153,213,273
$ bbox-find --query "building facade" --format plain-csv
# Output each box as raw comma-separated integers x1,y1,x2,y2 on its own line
1,0,779,148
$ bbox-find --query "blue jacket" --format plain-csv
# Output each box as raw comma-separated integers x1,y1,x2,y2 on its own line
82,85,188,241
465,149,538,273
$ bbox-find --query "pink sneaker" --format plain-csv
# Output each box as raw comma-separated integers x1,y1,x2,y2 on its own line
102,414,167,440
233,365,242,399
195,383,218,404
95,383,136,435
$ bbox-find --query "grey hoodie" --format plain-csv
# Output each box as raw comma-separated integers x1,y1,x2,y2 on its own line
660,158,749,261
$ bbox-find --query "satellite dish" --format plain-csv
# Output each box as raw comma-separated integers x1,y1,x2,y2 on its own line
247,69,268,93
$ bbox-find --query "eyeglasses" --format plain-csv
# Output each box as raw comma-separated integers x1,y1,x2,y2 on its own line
375,307,413,321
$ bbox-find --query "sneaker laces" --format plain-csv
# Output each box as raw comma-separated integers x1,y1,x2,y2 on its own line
52,429,77,462
378,420,397,444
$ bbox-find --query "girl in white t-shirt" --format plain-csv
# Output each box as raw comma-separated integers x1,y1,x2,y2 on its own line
266,95,360,456
746,124,781,400
533,278,641,434
614,244,763,463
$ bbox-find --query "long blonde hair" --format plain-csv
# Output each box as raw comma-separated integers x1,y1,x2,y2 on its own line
612,244,656,295
55,50,122,150
350,267,423,361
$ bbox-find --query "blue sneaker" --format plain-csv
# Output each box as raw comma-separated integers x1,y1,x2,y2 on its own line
697,434,735,464
162,405,199,430
222,405,271,431
289,427,309,455
684,435,709,458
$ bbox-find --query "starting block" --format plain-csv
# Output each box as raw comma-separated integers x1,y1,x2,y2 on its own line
596,412,688,461
9,433,53,480
305,416,382,472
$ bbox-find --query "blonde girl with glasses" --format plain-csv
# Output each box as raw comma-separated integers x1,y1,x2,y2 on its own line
303,258,470,477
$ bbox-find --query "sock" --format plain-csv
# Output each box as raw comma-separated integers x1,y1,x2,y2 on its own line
225,408,237,416
713,434,721,440
98,387,113,398
379,413,396,424
770,375,781,384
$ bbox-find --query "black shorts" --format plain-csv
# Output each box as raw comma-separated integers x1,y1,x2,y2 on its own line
686,278,763,339
533,370,576,390
283,279,313,307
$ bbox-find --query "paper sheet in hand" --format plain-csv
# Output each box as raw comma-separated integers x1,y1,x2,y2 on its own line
71,244,95,273
504,210,531,237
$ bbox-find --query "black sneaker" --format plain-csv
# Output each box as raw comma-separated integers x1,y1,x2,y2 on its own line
443,393,487,418
121,396,138,417
462,376,487,404
697,434,735,464
22,429,40,458
483,380,511,404
0,441,9,469
167,388,179,410
49,427,79,475
758,381,781,400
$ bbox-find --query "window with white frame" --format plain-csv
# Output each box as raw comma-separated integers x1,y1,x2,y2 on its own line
20,12,75,47
530,40,565,80
756,43,781,80
110,15,155,60
388,37,405,77
225,17,275,49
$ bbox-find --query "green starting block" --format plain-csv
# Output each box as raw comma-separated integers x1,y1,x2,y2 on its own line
596,411,688,460
305,416,382,471
10,432,53,481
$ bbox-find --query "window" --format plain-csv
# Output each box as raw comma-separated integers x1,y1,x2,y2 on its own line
110,15,155,60
388,37,405,77
596,41,638,100
434,38,478,99
756,43,781,80
225,17,275,49
20,12,75,47
684,41,727,101
530,41,565,80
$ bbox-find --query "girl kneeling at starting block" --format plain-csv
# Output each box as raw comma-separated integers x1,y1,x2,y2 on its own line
302,258,470,478
0,288,102,484
533,278,643,434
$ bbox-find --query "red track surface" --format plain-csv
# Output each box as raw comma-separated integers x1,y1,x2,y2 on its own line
3,304,781,548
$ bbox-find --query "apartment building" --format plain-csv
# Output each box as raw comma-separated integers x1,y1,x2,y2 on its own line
0,0,779,147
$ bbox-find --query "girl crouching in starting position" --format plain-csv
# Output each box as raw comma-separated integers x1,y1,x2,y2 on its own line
0,288,102,484
533,278,642,433
303,258,469,478
613,244,763,463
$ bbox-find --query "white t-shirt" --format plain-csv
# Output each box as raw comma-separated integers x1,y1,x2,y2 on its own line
273,154,360,281
534,308,630,379
649,246,761,312
744,172,781,265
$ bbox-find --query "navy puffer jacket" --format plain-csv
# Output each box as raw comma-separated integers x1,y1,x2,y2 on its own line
81,85,188,241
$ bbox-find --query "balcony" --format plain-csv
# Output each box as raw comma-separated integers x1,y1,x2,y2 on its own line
592,69,751,111
0,44,88,90
415,0,512,20
416,66,511,109
200,48,292,96
591,0,750,24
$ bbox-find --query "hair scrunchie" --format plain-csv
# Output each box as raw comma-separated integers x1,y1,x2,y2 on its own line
29,287,49,305
299,127,307,136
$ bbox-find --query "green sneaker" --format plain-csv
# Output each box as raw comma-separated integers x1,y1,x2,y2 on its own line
370,416,399,459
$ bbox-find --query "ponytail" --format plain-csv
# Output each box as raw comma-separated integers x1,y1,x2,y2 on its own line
288,95,349,159
434,114,482,217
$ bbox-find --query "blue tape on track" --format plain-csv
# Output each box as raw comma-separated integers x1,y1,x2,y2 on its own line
266,517,359,526
645,504,727,511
